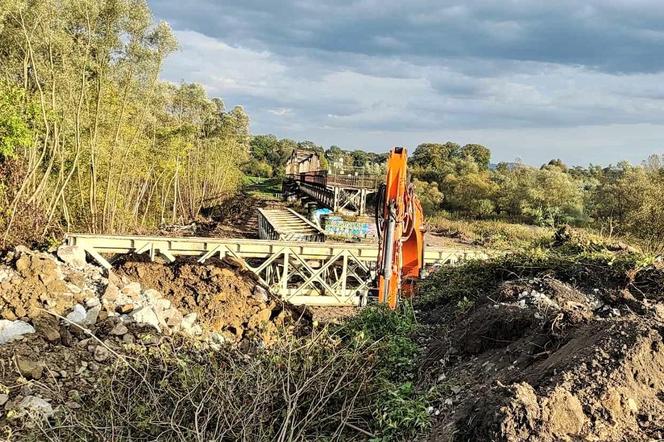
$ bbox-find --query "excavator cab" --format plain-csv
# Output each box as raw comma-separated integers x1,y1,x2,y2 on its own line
375,147,425,309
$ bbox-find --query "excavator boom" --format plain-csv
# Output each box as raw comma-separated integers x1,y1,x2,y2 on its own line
376,147,425,309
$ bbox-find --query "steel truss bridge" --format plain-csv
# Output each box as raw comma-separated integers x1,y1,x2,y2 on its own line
66,234,488,306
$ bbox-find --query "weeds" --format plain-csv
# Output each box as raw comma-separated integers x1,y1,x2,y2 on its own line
416,234,656,309
32,306,429,441
427,214,553,250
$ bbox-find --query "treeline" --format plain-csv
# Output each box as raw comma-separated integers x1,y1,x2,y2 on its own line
245,135,385,177
410,142,664,252
0,0,248,245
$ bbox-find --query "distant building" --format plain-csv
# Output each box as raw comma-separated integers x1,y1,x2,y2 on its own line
286,149,323,175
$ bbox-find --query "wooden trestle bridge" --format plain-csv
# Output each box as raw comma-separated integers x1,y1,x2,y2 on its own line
66,233,488,306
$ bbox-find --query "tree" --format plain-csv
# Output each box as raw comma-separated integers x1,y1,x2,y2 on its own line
461,144,491,170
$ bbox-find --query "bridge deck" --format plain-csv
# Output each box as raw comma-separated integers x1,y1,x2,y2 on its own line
257,208,325,242
66,234,488,306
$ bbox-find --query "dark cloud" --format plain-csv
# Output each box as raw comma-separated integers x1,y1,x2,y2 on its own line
152,0,664,73
151,0,664,164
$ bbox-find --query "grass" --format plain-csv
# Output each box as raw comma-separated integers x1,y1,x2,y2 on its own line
415,233,656,310
427,213,553,250
242,176,282,200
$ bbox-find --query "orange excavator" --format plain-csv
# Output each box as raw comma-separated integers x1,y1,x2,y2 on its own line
375,147,425,309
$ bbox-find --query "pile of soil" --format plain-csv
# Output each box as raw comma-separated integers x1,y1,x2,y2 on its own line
0,248,104,321
115,257,311,345
421,270,664,441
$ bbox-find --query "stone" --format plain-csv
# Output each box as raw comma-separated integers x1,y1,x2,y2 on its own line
14,396,54,419
121,282,142,300
15,256,31,274
130,307,161,332
0,394,8,406
109,323,128,336
142,288,162,302
253,285,270,302
180,313,198,335
84,305,101,325
116,304,134,314
15,356,44,380
85,297,101,308
93,346,111,363
65,401,82,409
57,245,87,269
154,297,171,311
163,308,183,328
65,304,87,325
35,320,60,343
0,320,35,344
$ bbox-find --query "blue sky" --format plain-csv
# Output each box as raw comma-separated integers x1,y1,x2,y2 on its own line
150,0,664,165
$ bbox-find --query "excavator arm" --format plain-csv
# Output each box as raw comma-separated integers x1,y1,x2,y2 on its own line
375,147,425,309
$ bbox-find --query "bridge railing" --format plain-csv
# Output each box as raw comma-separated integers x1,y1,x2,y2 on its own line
286,171,379,190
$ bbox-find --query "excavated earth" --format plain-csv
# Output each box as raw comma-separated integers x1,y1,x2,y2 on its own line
421,264,664,442
0,245,311,435
114,256,311,345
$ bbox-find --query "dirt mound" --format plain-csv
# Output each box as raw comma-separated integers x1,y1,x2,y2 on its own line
115,258,310,345
422,272,664,442
0,247,104,321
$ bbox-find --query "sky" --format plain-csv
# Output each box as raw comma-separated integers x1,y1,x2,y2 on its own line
149,0,664,165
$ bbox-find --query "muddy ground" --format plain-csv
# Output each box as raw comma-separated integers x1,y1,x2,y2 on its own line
420,259,664,441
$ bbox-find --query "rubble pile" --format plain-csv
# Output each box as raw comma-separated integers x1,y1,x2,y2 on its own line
114,258,310,345
423,272,664,442
0,244,310,429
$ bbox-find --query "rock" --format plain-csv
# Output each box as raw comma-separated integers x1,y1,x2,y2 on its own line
84,305,101,325
57,245,87,269
130,306,161,331
65,401,82,409
180,313,198,334
121,282,142,300
35,319,61,343
116,304,134,314
142,288,162,302
107,271,121,287
15,356,45,380
101,284,120,304
14,396,54,419
253,285,270,302
0,320,35,344
163,308,183,328
93,346,111,363
15,255,30,274
65,304,87,325
0,394,8,406
109,323,128,336
154,297,171,311
85,297,101,308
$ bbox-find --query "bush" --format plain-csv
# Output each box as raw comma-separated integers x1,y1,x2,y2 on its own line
33,306,430,441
